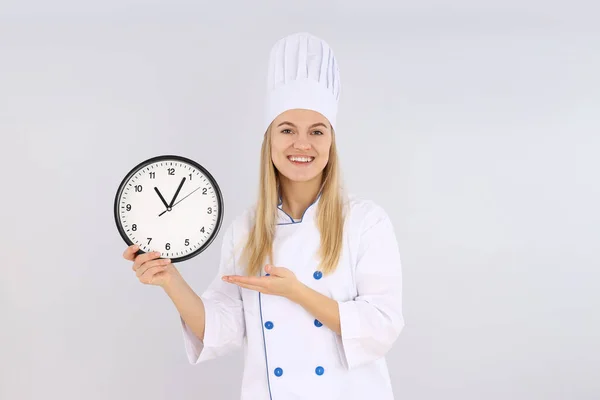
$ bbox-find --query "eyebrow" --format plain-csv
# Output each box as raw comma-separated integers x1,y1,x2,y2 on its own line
277,121,329,129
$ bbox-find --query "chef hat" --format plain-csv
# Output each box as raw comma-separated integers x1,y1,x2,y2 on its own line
264,32,341,132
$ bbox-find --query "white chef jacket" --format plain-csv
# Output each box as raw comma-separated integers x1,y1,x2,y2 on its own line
180,193,404,399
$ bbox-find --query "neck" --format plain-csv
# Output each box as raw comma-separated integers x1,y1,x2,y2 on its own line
279,175,322,219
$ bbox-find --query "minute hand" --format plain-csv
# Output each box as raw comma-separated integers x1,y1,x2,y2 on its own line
168,177,186,207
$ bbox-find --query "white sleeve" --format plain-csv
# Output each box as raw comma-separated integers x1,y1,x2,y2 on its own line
180,222,246,364
337,206,405,370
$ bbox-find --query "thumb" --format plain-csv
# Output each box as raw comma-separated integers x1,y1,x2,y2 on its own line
265,264,286,276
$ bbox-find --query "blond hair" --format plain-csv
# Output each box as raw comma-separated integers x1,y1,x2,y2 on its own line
240,123,345,277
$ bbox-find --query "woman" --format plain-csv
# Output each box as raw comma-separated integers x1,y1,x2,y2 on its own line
123,32,404,399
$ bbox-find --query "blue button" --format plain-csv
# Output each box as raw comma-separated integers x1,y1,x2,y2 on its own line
264,321,274,329
274,367,283,377
314,319,323,327
265,273,270,276
315,366,324,375
313,271,322,280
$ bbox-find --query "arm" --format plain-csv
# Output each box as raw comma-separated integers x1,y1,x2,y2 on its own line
163,274,207,341
335,206,404,369
290,284,341,335
173,222,246,364
288,205,404,371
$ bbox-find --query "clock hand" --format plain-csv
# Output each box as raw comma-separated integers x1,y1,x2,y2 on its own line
171,186,202,207
168,177,186,208
154,187,170,210
157,185,203,216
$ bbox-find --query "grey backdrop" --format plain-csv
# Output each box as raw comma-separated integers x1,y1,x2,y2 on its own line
1,1,598,399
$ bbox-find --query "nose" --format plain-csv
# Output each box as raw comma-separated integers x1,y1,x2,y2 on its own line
293,139,311,150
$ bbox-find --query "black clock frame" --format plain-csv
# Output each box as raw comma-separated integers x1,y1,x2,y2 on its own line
113,154,224,263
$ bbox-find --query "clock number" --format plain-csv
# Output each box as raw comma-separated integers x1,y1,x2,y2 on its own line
202,188,207,195
147,238,152,245
168,168,175,175
126,204,131,211
200,227,205,233
149,172,155,179
207,207,212,214
132,224,137,231
185,239,189,246
135,185,142,192
165,243,170,250
189,173,192,180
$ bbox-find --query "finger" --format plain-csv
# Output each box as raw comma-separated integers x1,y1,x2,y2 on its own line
228,281,266,293
132,251,162,271
123,244,139,261
223,275,267,286
139,264,167,284
265,264,284,276
136,257,171,277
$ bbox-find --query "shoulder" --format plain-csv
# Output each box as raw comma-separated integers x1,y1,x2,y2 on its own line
343,193,393,233
222,202,263,251
222,204,255,239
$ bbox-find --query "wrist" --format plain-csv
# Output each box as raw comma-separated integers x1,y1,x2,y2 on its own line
288,281,309,304
162,270,184,293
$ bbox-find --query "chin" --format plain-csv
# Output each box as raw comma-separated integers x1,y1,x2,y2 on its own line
286,173,320,182
276,165,323,183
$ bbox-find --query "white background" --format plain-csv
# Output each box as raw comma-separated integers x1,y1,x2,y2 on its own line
1,0,598,399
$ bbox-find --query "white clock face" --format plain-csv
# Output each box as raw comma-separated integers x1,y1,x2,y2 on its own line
115,157,223,261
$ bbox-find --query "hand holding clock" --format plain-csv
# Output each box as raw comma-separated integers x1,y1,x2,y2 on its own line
123,244,179,287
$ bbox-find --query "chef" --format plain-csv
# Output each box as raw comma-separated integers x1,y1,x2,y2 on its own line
125,31,405,400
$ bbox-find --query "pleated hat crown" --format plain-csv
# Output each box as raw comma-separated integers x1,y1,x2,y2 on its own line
264,32,341,131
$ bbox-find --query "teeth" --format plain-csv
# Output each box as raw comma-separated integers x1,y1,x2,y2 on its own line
288,156,314,163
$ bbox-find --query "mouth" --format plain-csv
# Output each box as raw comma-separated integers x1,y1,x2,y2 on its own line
287,155,315,165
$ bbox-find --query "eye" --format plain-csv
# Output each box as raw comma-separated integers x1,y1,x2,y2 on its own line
312,130,323,135
281,129,293,134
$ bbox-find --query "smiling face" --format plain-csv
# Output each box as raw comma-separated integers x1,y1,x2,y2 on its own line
270,108,333,185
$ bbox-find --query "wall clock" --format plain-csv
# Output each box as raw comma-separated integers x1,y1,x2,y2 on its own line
114,154,224,263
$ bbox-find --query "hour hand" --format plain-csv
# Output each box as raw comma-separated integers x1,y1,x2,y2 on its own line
154,187,170,210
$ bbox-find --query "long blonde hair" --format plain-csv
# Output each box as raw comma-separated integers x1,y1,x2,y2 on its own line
240,122,345,277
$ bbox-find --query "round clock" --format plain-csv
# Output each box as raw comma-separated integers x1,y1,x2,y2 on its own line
113,154,224,263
